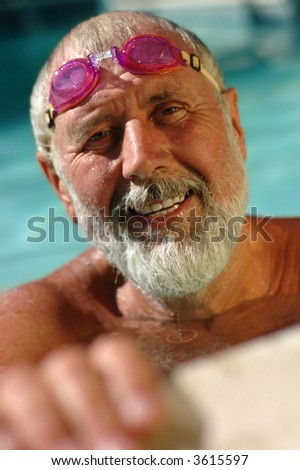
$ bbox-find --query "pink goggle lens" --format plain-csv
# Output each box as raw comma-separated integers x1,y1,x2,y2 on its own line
50,58,98,113
116,35,182,74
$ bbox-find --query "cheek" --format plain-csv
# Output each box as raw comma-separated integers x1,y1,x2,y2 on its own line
63,154,120,211
174,117,232,183
53,123,121,211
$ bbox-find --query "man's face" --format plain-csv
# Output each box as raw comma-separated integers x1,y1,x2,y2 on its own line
51,33,248,299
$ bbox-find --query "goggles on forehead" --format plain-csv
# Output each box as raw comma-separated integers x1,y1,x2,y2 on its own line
46,34,221,128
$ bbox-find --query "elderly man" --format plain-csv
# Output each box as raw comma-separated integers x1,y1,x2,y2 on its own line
0,10,299,450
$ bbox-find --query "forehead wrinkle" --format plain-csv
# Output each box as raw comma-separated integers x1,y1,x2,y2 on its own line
149,91,174,103
148,86,189,104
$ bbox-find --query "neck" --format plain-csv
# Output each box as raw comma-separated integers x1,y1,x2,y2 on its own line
153,219,269,321
119,217,272,323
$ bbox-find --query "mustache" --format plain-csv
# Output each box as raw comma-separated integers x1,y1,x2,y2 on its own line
111,173,213,215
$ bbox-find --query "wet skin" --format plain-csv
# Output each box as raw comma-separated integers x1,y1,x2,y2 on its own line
0,25,299,449
1,40,300,371
49,60,246,223
1,217,299,374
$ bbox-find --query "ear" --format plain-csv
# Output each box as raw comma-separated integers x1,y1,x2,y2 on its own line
37,152,77,222
222,87,247,160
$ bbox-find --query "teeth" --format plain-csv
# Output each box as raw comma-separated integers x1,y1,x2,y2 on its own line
136,193,188,216
151,203,163,212
142,204,152,214
162,198,174,209
173,194,185,204
159,204,180,216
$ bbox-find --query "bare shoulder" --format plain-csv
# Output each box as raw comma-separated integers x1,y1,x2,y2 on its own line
248,215,300,294
262,216,300,234
248,214,300,235
248,215,300,247
0,248,121,367
269,216,300,230
265,217,300,258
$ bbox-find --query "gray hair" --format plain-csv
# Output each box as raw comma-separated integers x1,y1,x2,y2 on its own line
30,10,225,164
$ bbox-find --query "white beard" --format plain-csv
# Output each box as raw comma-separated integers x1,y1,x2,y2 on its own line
72,156,248,300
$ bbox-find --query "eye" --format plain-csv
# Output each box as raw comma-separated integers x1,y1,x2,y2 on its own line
90,130,112,141
83,128,121,153
161,106,181,115
153,103,186,126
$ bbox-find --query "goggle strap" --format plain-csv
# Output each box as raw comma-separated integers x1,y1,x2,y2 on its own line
45,105,55,129
180,51,201,72
180,50,200,71
180,50,221,92
201,67,221,92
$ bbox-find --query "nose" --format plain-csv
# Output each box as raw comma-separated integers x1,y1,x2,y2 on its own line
121,119,172,180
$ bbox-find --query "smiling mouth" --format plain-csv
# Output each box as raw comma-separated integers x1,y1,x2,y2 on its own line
129,190,193,217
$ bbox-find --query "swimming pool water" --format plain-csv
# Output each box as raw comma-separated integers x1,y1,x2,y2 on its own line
1,11,299,291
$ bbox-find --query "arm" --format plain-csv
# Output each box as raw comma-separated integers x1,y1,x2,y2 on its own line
0,336,199,449
0,280,86,367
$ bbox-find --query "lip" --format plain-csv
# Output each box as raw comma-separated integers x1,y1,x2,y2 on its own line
128,191,195,225
135,193,186,217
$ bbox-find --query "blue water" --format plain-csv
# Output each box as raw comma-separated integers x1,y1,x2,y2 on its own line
1,10,300,291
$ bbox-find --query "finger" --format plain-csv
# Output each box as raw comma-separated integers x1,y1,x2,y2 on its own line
0,425,18,450
0,365,75,450
40,346,137,449
88,335,166,434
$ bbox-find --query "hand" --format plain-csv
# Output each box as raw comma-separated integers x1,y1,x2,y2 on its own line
0,335,169,450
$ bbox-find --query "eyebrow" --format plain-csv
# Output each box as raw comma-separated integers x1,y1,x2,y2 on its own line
67,113,112,143
149,91,181,103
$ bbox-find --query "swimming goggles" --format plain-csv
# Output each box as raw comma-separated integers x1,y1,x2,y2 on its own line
46,34,221,127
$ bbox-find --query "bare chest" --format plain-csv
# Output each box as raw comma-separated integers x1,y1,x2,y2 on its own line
117,317,227,375
70,291,300,375
113,294,300,375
